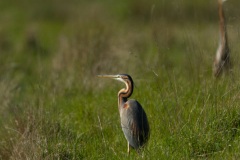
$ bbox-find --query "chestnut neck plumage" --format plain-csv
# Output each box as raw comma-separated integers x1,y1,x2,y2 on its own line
118,79,133,111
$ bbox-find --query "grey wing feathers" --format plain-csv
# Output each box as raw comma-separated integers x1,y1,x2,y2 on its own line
120,99,150,149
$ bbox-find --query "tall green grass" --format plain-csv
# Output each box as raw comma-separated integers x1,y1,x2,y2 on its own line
0,0,240,159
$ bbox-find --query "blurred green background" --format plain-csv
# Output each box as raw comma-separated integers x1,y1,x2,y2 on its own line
1,0,240,159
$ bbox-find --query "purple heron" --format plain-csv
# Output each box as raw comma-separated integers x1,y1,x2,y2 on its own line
213,0,231,77
98,74,150,154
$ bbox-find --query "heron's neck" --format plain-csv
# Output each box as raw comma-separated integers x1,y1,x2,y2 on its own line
218,0,228,47
117,81,133,111
118,92,127,111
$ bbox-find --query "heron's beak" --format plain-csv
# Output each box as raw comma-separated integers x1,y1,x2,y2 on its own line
97,75,119,79
98,74,126,85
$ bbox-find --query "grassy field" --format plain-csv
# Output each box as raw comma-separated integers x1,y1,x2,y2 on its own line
1,0,240,159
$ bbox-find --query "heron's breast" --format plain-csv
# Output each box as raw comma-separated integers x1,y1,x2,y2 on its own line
123,103,129,109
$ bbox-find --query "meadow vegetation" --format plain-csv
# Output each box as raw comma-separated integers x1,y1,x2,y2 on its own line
0,0,240,159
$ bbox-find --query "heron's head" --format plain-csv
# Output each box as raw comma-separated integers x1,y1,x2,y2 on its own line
98,74,134,98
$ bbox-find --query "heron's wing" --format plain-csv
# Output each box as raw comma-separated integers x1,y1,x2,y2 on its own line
120,100,149,149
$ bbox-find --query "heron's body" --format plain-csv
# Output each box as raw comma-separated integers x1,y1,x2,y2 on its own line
120,99,149,150
98,74,150,154
213,0,231,77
